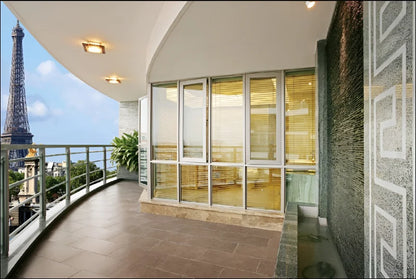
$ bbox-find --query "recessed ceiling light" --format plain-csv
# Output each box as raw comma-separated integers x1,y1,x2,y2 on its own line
105,77,121,84
82,41,105,54
305,1,316,9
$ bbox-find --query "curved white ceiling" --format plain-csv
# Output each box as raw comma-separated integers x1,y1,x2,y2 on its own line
148,1,336,83
4,1,335,102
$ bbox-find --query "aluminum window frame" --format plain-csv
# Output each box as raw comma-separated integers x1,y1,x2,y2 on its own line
245,71,283,166
179,78,208,163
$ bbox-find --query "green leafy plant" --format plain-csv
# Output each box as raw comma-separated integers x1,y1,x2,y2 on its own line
110,130,139,172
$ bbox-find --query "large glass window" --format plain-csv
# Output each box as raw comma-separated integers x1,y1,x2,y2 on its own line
211,77,243,163
212,166,243,207
150,69,317,213
247,73,282,163
180,165,208,203
285,71,316,165
180,80,207,162
152,163,177,200
247,167,281,210
152,83,178,161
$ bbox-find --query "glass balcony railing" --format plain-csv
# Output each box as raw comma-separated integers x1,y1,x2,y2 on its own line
0,144,118,278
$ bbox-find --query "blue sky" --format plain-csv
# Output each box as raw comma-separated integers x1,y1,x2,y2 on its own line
1,2,119,145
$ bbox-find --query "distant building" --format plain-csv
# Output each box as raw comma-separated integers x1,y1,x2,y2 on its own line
46,161,65,177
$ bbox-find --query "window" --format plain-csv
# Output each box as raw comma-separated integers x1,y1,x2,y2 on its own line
246,73,282,164
211,77,244,163
212,166,243,207
149,69,316,213
152,83,178,161
285,71,316,165
247,167,281,210
180,164,208,203
180,79,207,162
152,163,177,200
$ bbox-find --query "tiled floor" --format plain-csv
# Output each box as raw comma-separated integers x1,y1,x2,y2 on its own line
11,181,281,278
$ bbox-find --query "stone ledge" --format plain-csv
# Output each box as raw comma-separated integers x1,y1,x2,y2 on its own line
139,189,284,231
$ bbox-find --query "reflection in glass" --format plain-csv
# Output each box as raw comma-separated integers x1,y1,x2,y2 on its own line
139,98,148,185
286,170,318,204
183,83,205,159
211,77,243,163
250,77,277,161
181,165,208,203
247,167,281,210
152,83,177,160
212,166,243,207
152,163,177,200
285,71,316,165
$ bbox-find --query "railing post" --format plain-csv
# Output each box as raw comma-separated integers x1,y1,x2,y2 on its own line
0,150,10,258
86,147,90,193
39,148,46,228
103,147,107,184
65,147,71,206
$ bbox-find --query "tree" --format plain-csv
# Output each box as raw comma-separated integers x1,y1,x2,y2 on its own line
8,170,24,202
70,160,103,190
45,176,65,202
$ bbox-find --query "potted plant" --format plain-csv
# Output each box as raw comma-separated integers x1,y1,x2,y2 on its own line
110,130,139,173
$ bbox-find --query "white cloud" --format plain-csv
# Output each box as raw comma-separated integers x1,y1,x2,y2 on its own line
36,60,56,76
28,100,48,117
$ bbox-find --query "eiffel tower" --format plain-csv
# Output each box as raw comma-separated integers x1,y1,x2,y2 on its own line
1,20,33,171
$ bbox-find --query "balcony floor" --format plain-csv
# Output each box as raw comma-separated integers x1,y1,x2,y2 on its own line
10,180,281,278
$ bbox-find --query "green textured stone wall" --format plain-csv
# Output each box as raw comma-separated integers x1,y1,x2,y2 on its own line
325,1,364,278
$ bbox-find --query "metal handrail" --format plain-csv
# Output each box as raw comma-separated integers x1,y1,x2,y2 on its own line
1,143,118,264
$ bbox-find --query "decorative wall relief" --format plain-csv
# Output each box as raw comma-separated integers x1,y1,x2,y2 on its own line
364,1,415,278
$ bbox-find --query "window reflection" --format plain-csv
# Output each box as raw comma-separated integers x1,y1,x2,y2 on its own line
152,84,177,160
152,163,177,200
285,71,316,165
181,165,208,203
212,166,243,207
183,83,205,159
247,167,281,210
249,77,277,161
211,77,243,163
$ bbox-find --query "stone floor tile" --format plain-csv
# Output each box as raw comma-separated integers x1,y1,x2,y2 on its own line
14,256,78,278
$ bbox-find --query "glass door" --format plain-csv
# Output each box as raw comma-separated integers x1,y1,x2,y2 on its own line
138,97,148,185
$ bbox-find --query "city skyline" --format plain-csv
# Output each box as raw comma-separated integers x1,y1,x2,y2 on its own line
1,2,119,145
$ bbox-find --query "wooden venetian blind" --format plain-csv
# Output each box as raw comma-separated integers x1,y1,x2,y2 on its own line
285,71,316,165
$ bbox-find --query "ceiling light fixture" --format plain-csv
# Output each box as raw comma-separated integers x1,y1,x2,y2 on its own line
82,41,105,54
305,1,316,9
105,77,121,84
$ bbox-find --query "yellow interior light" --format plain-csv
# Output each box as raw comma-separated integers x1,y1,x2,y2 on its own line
305,1,316,9
105,77,121,84
82,41,105,54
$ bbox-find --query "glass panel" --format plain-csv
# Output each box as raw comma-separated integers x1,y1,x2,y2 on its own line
285,71,316,165
139,98,148,185
211,77,243,163
286,169,318,204
249,77,277,161
247,167,281,210
181,165,208,203
152,83,177,160
212,166,243,207
183,83,205,159
152,163,177,200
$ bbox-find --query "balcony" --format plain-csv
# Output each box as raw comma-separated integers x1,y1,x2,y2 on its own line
1,144,281,278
